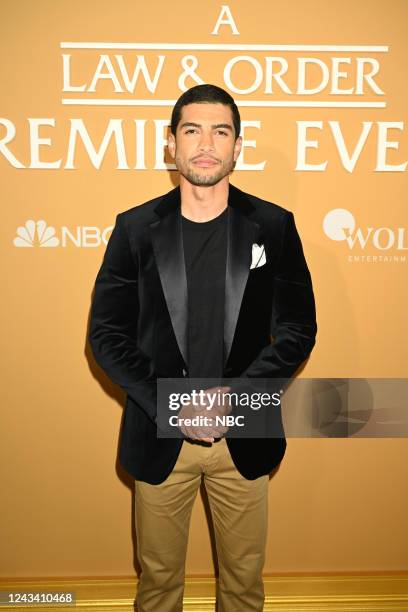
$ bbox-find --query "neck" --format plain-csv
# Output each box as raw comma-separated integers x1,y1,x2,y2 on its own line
180,176,229,222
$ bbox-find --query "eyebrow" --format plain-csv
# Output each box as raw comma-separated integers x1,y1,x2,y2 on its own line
180,122,233,131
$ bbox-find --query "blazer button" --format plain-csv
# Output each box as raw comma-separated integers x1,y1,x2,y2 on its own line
182,368,188,377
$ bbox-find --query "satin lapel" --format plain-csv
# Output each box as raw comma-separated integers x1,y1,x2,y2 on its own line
224,204,259,367
149,199,188,367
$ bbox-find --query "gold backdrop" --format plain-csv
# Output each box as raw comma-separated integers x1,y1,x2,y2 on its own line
1,0,407,577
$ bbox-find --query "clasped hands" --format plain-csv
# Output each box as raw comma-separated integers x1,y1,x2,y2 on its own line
177,386,232,443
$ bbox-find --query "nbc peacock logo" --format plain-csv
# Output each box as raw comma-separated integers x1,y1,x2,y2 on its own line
14,220,59,247
13,219,113,248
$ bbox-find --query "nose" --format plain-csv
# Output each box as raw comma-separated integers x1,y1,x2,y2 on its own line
198,131,215,153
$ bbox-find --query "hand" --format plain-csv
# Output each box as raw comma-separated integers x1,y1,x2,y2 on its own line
202,385,232,417
177,386,232,442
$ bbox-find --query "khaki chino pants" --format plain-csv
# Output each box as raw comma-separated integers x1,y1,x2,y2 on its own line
134,437,269,612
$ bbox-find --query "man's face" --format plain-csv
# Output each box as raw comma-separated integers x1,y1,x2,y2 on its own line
168,103,242,187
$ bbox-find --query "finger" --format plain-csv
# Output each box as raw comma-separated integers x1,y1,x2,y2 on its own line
195,427,214,438
211,427,228,437
204,385,231,393
191,425,216,439
180,421,197,439
188,426,214,442
215,424,229,434
186,425,200,439
202,425,228,438
188,431,214,443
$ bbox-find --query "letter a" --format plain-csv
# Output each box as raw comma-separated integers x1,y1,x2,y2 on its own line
211,5,240,35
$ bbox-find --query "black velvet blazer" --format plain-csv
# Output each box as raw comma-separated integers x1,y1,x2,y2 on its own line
89,183,317,483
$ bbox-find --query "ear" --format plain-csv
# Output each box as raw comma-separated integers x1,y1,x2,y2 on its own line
168,132,176,159
233,135,242,162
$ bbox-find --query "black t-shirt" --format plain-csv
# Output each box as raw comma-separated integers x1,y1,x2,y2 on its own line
182,207,228,379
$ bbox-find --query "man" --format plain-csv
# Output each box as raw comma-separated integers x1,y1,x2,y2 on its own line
89,84,317,611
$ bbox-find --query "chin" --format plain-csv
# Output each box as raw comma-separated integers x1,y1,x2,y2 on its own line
185,169,230,187
191,176,224,187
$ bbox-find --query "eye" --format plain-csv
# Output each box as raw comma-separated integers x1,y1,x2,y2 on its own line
215,130,228,136
185,128,198,134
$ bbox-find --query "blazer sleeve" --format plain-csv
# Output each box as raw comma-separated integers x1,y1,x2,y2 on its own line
88,212,158,423
240,210,317,381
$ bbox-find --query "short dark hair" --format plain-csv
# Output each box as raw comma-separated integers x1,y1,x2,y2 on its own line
170,84,241,139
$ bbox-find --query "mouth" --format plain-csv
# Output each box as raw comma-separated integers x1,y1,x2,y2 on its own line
192,157,219,168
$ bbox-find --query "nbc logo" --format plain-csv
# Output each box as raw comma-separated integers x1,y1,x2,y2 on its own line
14,220,59,247
13,220,113,248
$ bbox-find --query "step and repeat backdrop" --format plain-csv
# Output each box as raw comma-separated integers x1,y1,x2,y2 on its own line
1,0,407,577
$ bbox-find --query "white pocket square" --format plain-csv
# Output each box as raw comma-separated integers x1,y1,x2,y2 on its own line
250,243,266,269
